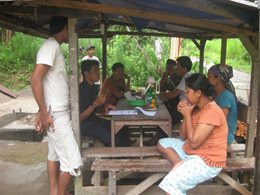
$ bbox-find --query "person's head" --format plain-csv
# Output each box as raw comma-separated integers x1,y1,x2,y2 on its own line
165,59,177,75
176,56,192,76
112,62,125,79
49,16,68,43
87,45,95,57
81,60,100,82
185,73,211,105
207,64,232,87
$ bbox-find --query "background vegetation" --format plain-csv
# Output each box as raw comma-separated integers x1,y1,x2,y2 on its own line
0,32,251,91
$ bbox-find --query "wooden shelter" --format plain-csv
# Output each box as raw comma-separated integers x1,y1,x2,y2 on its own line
0,0,259,194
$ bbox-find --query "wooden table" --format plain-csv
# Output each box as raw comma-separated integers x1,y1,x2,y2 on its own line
111,99,172,147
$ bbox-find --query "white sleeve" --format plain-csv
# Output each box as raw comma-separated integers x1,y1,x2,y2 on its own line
177,77,185,92
36,41,57,67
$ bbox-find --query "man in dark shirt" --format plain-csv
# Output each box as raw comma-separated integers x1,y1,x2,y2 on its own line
79,59,130,146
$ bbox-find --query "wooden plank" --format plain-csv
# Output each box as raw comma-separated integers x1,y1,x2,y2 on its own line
227,143,245,153
0,84,17,98
83,145,244,158
239,36,259,158
218,172,252,195
125,173,165,195
253,8,260,193
224,157,255,172
79,184,238,195
199,38,206,73
108,171,116,195
92,157,255,172
34,0,257,36
161,0,238,20
220,34,227,65
92,158,172,172
68,18,82,195
101,22,107,81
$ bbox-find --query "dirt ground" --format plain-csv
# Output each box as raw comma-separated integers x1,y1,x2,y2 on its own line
0,88,49,195
0,140,49,195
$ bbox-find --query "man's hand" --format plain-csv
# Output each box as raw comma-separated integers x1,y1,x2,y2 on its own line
104,104,116,113
35,111,54,133
94,94,107,106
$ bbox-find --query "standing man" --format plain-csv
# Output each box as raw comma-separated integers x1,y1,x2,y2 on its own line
31,16,82,195
81,45,100,83
82,45,100,63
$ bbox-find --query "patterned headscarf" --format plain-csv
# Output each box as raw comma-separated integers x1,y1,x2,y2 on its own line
208,64,233,83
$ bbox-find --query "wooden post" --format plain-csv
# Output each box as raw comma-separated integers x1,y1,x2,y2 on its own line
101,23,107,81
253,7,260,193
239,36,259,158
199,38,206,73
254,54,260,194
191,38,206,73
220,34,227,65
68,18,82,194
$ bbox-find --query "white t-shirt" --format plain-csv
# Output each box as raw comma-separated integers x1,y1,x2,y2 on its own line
177,72,192,100
36,37,70,111
82,55,100,64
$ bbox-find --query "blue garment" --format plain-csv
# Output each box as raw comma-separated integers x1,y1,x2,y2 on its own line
216,89,238,144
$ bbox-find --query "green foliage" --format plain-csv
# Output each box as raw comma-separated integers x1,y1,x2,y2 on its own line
0,31,252,92
0,33,43,91
181,38,251,73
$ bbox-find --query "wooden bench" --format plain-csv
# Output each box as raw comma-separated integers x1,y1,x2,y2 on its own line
84,146,253,195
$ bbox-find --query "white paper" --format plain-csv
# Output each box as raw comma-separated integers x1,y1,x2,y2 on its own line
108,110,138,116
135,107,156,117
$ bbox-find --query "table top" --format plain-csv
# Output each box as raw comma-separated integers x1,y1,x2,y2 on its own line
112,99,171,121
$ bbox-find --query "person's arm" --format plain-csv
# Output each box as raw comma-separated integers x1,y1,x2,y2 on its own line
79,94,106,122
178,101,214,149
221,108,229,118
159,88,181,99
30,64,53,132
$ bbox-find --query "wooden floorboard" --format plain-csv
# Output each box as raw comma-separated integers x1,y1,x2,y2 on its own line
79,184,240,195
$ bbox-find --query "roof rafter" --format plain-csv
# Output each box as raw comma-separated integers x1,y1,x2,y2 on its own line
22,0,257,36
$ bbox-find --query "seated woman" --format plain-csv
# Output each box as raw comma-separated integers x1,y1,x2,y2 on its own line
157,73,228,195
208,64,238,145
79,60,131,146
100,62,130,105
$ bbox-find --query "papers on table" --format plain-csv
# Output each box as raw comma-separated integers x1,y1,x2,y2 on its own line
108,107,156,117
135,107,156,116
108,110,138,116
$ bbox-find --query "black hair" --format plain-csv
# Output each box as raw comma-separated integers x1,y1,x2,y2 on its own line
112,62,124,72
49,16,68,35
176,56,192,72
81,60,100,78
166,59,176,66
185,73,212,97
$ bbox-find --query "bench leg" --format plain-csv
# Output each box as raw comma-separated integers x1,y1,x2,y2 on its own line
125,173,166,195
218,172,252,195
108,171,117,195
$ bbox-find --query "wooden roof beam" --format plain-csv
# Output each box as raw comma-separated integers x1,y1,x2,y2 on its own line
161,0,238,20
0,13,48,38
27,0,257,37
0,5,97,18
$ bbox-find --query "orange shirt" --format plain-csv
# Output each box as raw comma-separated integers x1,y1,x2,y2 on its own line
183,101,228,167
100,76,126,105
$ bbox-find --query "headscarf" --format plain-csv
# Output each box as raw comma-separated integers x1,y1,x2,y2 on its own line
208,64,233,83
